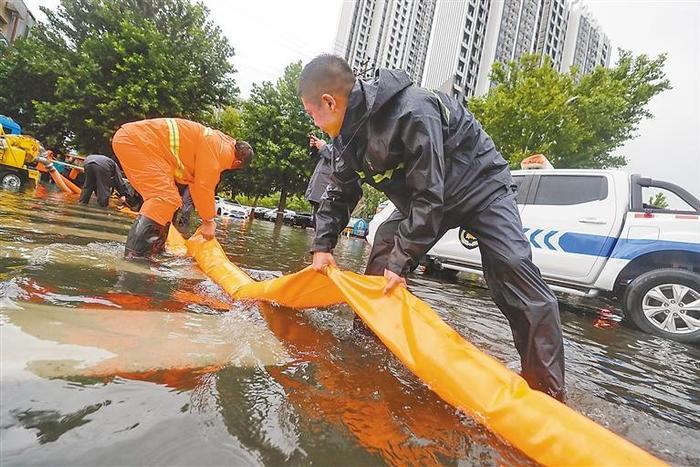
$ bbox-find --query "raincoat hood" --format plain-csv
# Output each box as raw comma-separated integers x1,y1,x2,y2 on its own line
339,69,413,144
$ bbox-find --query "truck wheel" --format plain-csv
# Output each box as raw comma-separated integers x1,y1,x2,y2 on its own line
1,172,23,189
624,269,700,344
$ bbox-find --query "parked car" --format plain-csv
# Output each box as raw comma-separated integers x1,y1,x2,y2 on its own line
253,206,272,219
368,169,700,343
290,212,314,229
216,198,251,218
375,200,391,215
264,209,296,222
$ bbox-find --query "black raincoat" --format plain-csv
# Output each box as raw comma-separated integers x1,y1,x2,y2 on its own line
305,144,333,205
312,70,512,274
312,69,565,400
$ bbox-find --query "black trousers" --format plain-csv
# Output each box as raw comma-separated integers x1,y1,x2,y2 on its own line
366,190,566,399
79,163,112,207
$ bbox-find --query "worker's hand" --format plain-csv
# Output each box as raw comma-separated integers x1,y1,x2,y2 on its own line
308,134,326,150
200,219,216,240
383,269,407,295
119,196,126,205
312,251,337,273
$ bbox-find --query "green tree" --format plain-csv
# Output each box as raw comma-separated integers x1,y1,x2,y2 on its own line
648,192,669,209
205,105,258,199
353,185,387,219
469,52,670,169
0,0,236,153
226,62,316,218
0,26,70,148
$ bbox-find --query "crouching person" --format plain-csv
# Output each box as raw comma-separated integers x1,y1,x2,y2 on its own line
112,118,253,259
298,54,565,400
79,154,129,207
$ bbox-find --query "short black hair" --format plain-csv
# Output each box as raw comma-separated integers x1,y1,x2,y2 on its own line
235,140,254,168
298,54,355,103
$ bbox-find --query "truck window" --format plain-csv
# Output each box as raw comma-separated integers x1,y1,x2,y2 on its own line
533,175,608,205
512,175,528,204
643,187,696,212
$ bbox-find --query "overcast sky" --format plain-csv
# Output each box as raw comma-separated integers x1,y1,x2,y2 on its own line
25,0,699,196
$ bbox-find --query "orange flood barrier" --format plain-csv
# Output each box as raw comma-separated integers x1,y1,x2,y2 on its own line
167,228,665,466
60,174,81,194
47,167,74,194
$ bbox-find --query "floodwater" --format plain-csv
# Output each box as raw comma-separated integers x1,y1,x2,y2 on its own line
1,187,698,466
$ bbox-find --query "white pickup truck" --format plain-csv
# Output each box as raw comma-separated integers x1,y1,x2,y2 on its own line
368,169,700,343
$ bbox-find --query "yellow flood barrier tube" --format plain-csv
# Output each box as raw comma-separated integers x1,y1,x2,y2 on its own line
168,228,665,466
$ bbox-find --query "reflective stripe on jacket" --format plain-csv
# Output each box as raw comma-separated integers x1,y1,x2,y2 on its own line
119,118,236,221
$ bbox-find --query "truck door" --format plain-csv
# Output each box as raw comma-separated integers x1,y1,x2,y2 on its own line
523,173,618,284
427,174,532,267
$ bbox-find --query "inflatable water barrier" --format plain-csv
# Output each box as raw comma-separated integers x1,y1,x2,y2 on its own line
167,228,665,466
36,157,80,194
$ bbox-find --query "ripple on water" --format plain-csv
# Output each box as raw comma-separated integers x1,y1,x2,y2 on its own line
0,188,698,465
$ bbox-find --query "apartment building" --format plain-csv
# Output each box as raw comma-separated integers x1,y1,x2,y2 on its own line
0,0,35,47
334,0,437,83
335,0,610,102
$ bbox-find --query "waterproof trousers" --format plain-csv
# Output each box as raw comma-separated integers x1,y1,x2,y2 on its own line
366,189,565,400
79,162,112,207
112,127,182,226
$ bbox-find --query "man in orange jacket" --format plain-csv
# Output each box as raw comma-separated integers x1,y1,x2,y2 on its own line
112,118,254,259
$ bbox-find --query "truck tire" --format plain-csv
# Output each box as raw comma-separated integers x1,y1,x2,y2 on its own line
624,269,700,344
1,171,23,189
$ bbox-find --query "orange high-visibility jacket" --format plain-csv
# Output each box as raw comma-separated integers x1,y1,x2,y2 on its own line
119,118,236,221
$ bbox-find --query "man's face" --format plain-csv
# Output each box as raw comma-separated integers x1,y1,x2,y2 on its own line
302,94,347,138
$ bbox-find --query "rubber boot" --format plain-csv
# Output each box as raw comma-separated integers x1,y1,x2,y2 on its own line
124,215,169,259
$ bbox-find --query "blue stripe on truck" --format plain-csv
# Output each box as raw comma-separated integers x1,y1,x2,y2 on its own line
527,230,699,259
609,238,700,259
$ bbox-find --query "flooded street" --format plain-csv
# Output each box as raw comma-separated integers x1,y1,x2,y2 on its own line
1,188,698,466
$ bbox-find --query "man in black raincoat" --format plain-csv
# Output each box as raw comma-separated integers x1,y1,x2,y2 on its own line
304,134,333,223
298,54,565,400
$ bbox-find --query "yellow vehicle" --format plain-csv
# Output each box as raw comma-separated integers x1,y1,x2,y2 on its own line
0,125,41,189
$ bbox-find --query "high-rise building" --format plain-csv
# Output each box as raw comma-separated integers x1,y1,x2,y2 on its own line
475,0,542,96
335,0,610,102
334,0,437,84
423,0,545,100
560,1,611,76
533,0,569,70
424,0,610,100
422,0,490,99
0,0,35,47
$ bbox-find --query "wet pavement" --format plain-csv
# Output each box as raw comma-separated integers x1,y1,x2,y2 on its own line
1,187,698,466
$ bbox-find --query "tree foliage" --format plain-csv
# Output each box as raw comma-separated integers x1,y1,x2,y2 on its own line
0,0,236,153
220,62,316,211
353,185,387,219
648,192,669,209
469,52,671,169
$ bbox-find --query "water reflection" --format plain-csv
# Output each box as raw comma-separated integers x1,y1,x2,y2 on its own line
1,188,698,465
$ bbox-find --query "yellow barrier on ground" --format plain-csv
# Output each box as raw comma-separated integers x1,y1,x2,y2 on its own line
167,228,665,466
